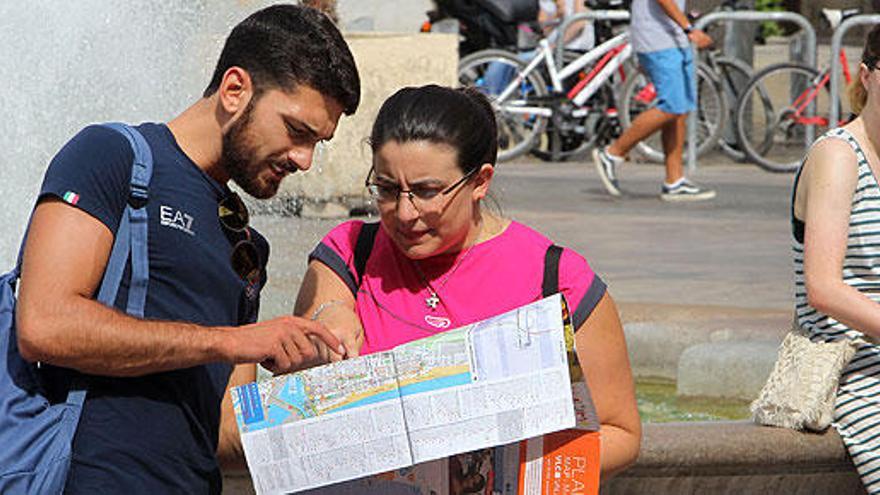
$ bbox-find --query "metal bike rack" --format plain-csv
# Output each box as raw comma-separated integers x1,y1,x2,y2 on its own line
554,10,630,72
545,10,630,161
688,11,816,174
829,15,880,127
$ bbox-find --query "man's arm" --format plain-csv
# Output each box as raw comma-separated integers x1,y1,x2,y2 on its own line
16,199,343,377
653,0,712,49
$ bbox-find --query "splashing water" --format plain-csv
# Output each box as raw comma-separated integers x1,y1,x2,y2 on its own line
0,1,275,268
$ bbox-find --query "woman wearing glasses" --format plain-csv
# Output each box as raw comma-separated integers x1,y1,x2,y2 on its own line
294,85,640,477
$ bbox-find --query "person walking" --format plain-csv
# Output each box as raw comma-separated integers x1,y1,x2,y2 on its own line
14,5,360,493
592,0,715,201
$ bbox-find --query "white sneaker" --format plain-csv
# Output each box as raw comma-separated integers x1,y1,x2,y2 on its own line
592,147,623,197
661,178,716,201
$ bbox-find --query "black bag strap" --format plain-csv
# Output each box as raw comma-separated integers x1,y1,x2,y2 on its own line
542,244,563,297
353,226,561,297
353,222,380,286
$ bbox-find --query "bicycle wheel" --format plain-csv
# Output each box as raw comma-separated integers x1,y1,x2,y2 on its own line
531,82,623,162
714,56,756,161
735,63,828,173
459,49,549,162
619,63,726,163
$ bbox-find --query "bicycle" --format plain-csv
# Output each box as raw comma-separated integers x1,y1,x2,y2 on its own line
459,17,725,163
733,7,860,173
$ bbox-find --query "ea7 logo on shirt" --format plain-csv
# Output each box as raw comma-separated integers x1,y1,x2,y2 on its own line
160,205,195,236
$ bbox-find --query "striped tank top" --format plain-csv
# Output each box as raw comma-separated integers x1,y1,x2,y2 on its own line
793,127,880,340
793,127,880,493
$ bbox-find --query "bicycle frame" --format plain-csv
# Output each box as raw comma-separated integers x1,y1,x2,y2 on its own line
496,32,632,118
788,49,852,127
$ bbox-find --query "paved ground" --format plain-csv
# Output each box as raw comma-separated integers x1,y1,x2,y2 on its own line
253,151,795,333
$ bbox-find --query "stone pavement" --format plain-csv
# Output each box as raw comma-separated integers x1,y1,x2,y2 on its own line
492,154,794,311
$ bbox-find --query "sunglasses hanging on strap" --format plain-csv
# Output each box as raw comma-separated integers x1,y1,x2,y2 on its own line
218,192,261,286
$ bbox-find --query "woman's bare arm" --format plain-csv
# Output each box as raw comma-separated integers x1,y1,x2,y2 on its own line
293,260,363,360
217,364,257,470
574,292,641,478
802,134,880,339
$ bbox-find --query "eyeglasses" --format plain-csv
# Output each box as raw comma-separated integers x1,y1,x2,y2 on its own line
864,56,880,71
365,167,478,211
218,192,261,285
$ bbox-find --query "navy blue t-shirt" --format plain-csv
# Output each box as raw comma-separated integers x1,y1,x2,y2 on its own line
37,123,269,494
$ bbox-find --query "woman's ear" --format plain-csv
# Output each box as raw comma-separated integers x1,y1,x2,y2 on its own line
861,62,872,91
472,163,494,201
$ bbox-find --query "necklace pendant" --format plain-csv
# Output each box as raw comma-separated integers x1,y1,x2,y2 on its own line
425,293,440,309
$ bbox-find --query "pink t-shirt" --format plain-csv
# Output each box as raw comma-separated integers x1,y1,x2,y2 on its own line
309,220,606,355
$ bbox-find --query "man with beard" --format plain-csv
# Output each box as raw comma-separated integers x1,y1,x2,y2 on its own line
14,5,359,494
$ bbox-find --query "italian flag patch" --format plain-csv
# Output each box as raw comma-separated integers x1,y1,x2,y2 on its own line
62,191,80,205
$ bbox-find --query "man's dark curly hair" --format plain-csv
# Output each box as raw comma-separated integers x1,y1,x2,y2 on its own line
204,4,360,115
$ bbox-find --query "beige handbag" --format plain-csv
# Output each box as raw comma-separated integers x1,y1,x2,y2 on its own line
751,321,859,432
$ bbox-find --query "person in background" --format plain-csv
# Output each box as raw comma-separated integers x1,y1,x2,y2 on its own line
539,0,595,52
592,0,715,201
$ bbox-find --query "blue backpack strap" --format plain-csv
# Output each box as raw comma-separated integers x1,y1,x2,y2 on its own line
97,211,132,308
97,123,153,317
66,123,153,418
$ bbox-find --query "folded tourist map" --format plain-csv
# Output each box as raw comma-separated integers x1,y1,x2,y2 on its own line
232,294,600,494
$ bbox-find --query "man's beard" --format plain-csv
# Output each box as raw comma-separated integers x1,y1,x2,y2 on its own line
220,101,282,199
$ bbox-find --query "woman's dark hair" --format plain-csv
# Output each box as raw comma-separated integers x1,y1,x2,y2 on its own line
850,24,880,115
204,4,360,115
369,85,498,173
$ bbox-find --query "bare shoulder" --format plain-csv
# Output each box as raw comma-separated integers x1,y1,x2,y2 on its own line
808,132,859,162
802,132,860,187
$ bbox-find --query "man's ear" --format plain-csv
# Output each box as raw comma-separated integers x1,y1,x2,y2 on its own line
218,67,254,118
472,163,494,201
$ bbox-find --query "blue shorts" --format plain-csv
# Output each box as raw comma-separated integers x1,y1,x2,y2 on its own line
637,47,696,115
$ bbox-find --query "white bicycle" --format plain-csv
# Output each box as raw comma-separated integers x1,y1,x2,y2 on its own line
459,26,726,162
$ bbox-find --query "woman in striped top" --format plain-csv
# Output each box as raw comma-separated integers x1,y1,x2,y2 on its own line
792,24,880,492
